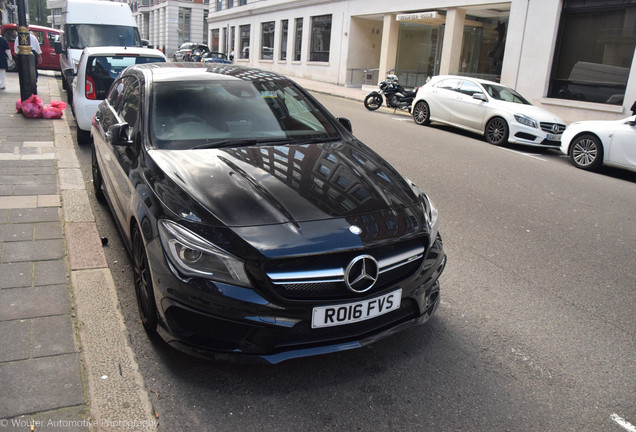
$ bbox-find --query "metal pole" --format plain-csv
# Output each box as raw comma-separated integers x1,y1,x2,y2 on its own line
16,0,37,101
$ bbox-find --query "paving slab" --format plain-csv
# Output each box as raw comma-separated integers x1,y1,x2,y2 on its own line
0,320,31,362
2,238,65,262
66,223,107,270
32,315,77,358
0,262,33,289
8,207,60,223
0,353,85,418
0,223,33,242
0,284,69,320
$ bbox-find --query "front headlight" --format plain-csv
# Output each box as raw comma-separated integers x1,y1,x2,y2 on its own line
422,193,440,245
514,114,538,128
406,178,440,246
158,219,251,286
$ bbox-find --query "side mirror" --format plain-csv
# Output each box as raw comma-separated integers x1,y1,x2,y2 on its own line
473,93,487,102
337,117,353,133
106,123,133,146
53,41,64,55
626,120,636,126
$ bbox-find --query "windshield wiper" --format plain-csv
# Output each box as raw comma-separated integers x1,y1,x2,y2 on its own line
191,137,336,150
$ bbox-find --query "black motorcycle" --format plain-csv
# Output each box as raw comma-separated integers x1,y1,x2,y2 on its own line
364,75,417,112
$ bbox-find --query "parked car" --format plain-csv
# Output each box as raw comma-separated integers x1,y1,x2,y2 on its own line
559,115,636,172
72,46,166,144
55,0,142,97
91,63,446,363
412,75,566,148
173,42,208,62
1,23,61,72
200,51,231,64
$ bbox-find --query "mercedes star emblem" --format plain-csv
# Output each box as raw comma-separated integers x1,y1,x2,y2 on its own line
345,255,379,293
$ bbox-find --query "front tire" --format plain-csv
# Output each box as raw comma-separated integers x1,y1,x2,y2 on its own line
570,134,603,171
485,117,509,145
413,101,431,125
132,226,158,336
364,93,383,111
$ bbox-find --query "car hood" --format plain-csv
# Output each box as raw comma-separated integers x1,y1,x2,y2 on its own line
567,116,635,131
147,140,420,227
493,101,564,123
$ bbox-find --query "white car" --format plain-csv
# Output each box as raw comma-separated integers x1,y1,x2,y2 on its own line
72,46,166,144
559,115,636,172
411,75,566,148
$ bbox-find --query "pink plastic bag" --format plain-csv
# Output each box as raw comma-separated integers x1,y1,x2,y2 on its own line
42,106,63,119
20,94,44,118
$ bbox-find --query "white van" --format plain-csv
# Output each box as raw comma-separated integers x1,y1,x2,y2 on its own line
55,0,142,98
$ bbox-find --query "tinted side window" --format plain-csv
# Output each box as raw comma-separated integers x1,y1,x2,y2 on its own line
116,77,141,131
459,80,483,96
435,79,461,91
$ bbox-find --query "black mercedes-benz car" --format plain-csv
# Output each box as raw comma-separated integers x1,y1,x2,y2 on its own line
91,63,446,363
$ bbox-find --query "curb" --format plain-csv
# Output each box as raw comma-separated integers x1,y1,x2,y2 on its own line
51,76,157,431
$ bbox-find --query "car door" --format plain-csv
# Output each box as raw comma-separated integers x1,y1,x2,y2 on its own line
607,118,636,170
94,75,142,225
109,76,144,222
428,78,461,123
449,79,488,132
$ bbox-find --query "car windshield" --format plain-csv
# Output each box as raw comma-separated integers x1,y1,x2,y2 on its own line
87,55,165,100
150,79,342,150
67,24,141,49
481,83,531,105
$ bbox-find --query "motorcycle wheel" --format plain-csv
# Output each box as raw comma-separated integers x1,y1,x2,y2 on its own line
364,93,383,111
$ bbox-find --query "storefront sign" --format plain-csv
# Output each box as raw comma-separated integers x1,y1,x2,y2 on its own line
396,11,438,21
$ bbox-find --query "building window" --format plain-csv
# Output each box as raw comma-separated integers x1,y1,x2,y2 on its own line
203,11,209,45
231,26,236,56
280,20,288,61
261,21,275,60
549,0,636,105
178,8,191,47
211,28,219,51
240,25,250,59
310,14,331,62
239,0,247,5
222,27,227,53
216,0,222,11
228,0,234,9
294,18,303,61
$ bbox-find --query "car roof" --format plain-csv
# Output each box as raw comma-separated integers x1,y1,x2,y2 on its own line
431,74,503,87
131,63,291,84
81,46,166,58
1,23,60,33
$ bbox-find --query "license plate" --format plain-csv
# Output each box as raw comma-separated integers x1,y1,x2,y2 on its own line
311,289,402,329
547,133,561,141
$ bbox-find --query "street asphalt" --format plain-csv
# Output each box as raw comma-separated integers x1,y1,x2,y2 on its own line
0,69,377,431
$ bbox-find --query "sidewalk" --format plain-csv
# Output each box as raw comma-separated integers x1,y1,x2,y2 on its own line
0,69,383,432
0,72,154,432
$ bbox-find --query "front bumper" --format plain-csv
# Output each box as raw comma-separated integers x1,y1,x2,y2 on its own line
146,234,446,364
508,123,563,148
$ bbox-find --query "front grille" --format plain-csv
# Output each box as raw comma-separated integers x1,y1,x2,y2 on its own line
265,238,427,301
539,122,566,134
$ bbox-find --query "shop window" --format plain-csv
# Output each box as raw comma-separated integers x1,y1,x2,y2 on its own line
261,22,275,60
280,20,288,61
310,15,331,62
240,25,250,59
549,0,636,105
459,18,508,82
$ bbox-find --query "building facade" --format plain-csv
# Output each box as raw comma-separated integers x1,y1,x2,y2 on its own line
130,0,210,56
206,0,636,123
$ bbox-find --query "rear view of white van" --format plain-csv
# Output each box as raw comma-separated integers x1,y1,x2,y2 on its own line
55,0,141,98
